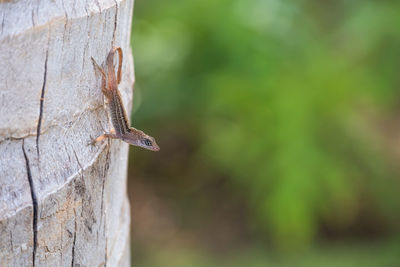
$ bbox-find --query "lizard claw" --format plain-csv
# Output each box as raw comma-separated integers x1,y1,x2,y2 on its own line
88,134,108,146
88,135,97,146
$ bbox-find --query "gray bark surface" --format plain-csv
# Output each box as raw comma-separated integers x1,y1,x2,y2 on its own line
0,0,134,266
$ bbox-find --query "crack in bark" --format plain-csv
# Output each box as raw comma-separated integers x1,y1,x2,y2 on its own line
31,10,35,27
36,47,49,157
0,132,36,144
10,231,13,252
102,142,111,267
95,0,102,13
71,208,77,267
112,0,118,46
100,178,105,222
72,149,82,170
81,15,90,73
100,142,110,223
22,140,38,267
71,147,84,267
0,104,103,145
70,147,83,266
72,147,84,180
104,236,108,267
104,220,108,267
61,0,69,31
99,171,106,233
1,13,4,30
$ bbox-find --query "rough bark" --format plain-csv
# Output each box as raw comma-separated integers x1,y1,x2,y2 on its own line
0,0,134,266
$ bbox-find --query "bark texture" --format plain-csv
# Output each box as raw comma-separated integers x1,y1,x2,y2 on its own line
0,0,134,266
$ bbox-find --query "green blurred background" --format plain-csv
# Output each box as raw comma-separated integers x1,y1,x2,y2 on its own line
127,0,400,266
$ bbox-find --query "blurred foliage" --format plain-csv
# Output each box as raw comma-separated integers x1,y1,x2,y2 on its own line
130,0,400,255
135,240,400,267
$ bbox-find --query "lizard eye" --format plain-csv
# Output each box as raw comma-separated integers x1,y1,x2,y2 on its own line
141,139,152,146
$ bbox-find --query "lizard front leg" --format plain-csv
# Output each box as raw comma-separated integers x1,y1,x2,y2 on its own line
90,128,117,145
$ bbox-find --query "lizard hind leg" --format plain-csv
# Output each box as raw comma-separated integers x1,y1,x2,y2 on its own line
91,57,112,105
91,57,105,76
91,57,106,80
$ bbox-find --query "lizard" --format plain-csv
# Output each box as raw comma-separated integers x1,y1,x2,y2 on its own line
90,46,160,151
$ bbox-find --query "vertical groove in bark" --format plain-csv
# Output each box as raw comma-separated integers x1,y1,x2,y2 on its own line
71,208,77,267
22,140,38,267
112,0,118,45
103,144,110,267
1,13,4,34
36,47,49,157
95,0,102,13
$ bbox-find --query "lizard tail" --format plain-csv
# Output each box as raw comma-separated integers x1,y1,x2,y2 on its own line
106,46,123,84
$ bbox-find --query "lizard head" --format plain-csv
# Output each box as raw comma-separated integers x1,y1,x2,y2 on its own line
123,128,160,151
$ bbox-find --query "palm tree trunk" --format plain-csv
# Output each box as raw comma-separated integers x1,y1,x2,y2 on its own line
0,0,134,266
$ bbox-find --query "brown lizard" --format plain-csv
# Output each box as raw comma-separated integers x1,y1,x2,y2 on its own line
91,46,160,151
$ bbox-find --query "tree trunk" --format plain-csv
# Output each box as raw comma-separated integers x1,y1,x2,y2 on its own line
0,0,134,266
